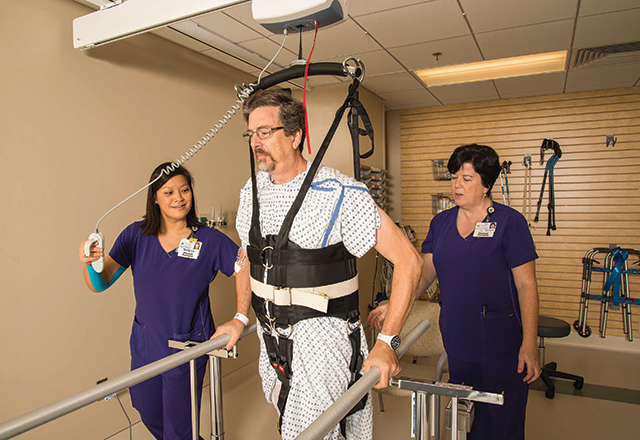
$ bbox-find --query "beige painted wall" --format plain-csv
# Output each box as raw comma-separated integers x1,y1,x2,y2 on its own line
0,1,386,438
384,110,402,223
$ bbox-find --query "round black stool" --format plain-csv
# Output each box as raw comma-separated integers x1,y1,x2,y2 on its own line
538,316,584,399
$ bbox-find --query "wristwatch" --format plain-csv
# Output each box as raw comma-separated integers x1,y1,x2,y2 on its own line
377,333,401,350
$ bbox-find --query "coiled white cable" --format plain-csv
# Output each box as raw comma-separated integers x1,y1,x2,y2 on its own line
92,30,289,233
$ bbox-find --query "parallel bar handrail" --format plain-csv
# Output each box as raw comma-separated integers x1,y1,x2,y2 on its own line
0,323,257,440
296,319,431,440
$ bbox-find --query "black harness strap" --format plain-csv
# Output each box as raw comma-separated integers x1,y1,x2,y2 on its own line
252,291,360,328
260,328,294,433
248,240,358,288
340,326,368,438
347,83,375,181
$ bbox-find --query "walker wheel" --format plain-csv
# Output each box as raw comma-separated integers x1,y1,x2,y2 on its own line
574,379,584,390
573,320,580,331
577,325,592,338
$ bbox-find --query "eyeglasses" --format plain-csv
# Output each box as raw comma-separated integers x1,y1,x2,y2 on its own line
242,126,284,142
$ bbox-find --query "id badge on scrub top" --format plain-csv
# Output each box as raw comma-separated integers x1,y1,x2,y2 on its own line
177,238,201,259
473,222,497,238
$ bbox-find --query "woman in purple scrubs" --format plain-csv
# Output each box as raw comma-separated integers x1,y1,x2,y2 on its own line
79,163,241,440
369,144,541,439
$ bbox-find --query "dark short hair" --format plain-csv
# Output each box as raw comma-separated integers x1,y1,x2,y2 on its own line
447,144,501,197
140,163,203,235
242,87,306,152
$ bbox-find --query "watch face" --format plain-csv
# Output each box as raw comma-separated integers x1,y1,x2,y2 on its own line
390,335,401,350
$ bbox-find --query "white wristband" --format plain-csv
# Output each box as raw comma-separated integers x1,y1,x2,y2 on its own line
233,313,249,326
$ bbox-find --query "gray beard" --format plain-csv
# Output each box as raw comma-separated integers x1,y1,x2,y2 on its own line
257,160,275,173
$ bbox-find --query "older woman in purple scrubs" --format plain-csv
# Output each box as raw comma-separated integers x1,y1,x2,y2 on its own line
79,163,245,440
369,144,541,440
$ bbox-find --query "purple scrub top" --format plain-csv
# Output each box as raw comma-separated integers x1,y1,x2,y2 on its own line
110,221,238,366
422,202,537,363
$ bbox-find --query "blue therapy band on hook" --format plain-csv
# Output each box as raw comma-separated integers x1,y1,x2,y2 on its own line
88,265,126,292
603,248,628,303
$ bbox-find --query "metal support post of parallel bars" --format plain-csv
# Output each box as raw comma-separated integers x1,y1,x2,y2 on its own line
210,355,224,440
168,338,240,440
393,377,504,440
0,323,256,440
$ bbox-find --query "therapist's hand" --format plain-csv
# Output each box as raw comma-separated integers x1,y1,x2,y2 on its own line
518,342,541,384
366,303,389,331
79,239,103,265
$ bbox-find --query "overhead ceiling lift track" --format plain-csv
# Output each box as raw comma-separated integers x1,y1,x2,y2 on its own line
73,0,247,49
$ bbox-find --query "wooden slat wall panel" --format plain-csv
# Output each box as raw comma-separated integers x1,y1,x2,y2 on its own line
400,87,640,339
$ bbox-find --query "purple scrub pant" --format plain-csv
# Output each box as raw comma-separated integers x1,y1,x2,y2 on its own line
130,359,207,440
448,348,529,440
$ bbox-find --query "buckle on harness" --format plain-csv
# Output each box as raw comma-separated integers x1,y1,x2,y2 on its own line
274,286,292,306
261,246,274,269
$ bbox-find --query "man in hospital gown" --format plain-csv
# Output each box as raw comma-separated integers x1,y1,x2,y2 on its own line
215,87,421,439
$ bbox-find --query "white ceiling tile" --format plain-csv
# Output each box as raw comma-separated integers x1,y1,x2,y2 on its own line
460,0,578,33
376,88,442,110
428,81,500,105
494,72,566,99
361,72,424,94
354,1,469,48
119,0,640,110
200,48,261,74
390,35,482,71
152,27,211,52
348,0,432,17
565,61,640,92
237,38,296,70
476,21,574,59
193,10,263,43
574,9,640,49
579,0,640,16
322,50,405,76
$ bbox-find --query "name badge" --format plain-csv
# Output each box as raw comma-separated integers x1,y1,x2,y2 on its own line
177,238,202,259
473,222,497,238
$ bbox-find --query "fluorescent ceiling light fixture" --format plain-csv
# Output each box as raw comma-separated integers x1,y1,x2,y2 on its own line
414,51,567,87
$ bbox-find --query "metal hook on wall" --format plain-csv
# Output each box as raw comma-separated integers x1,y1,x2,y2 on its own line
606,135,617,147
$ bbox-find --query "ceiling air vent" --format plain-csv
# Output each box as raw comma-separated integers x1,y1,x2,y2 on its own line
571,41,640,69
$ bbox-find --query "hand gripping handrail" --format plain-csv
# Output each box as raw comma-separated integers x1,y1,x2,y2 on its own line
296,319,431,440
0,323,257,440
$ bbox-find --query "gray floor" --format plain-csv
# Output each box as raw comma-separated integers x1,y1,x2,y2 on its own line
107,336,640,440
